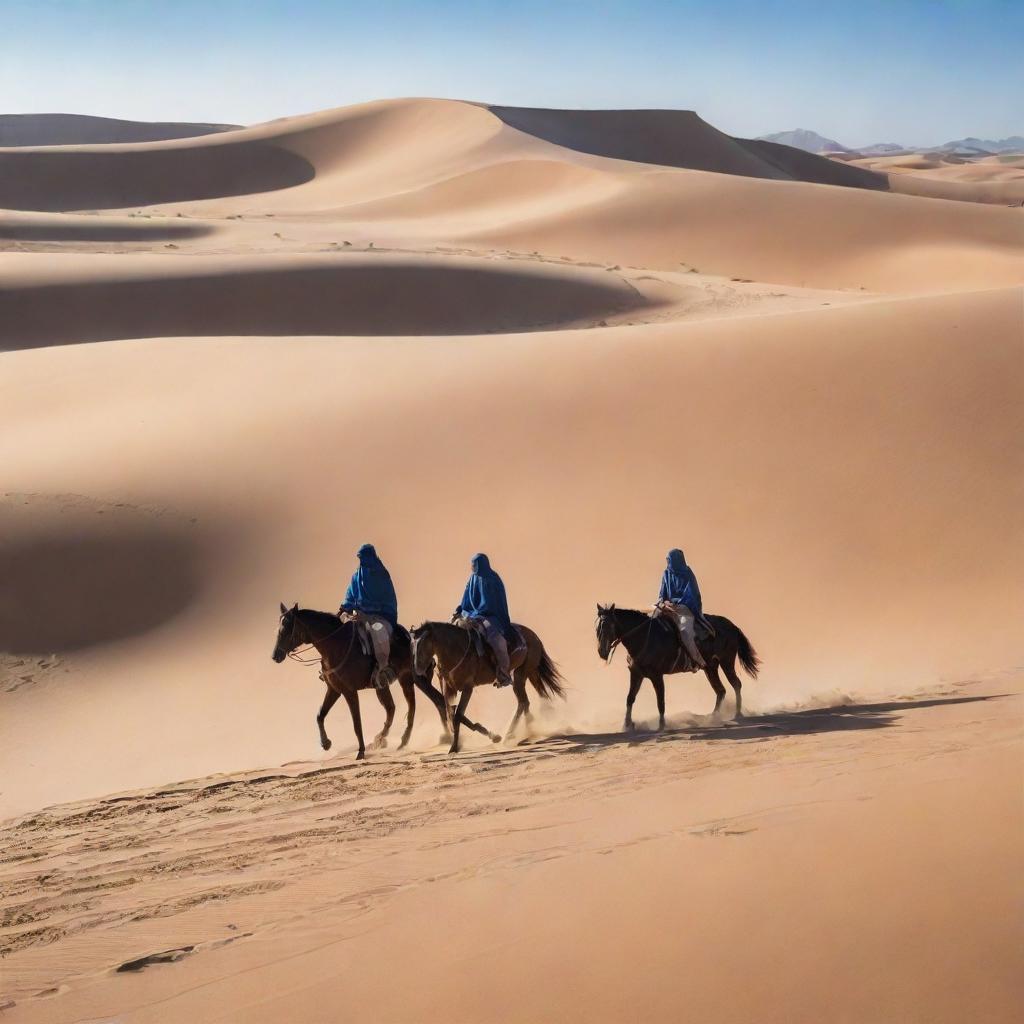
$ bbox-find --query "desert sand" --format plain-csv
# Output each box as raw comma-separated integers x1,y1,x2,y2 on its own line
1,98,1022,1022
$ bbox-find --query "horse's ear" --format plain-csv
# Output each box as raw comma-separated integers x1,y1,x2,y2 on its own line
609,602,616,611
279,602,287,614
291,602,298,612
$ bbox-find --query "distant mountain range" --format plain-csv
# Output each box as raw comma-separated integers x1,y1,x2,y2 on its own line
758,129,1024,156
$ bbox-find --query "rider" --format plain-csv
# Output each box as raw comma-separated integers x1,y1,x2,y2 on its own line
656,548,706,670
453,552,514,687
339,543,398,688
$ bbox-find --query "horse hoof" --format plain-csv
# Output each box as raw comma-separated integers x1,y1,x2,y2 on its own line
490,733,501,744
439,732,453,745
355,750,365,760
321,739,332,751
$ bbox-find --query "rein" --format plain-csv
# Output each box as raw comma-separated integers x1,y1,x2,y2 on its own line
421,624,475,683
603,613,655,664
286,614,356,679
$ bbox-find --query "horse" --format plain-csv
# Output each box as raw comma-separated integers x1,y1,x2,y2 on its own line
271,603,497,759
595,603,760,729
410,620,564,753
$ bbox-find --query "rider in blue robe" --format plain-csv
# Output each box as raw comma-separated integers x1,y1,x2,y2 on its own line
454,553,513,686
339,543,398,686
656,549,706,669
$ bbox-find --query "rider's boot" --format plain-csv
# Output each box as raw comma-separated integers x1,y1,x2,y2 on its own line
491,634,513,688
369,620,397,688
678,628,706,671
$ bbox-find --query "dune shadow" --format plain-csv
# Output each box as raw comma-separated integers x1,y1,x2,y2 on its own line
531,694,1004,754
0,528,201,654
0,220,214,243
0,142,313,212
0,261,650,349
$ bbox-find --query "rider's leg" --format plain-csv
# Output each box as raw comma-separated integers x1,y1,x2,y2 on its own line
676,607,706,670
484,620,513,687
368,616,396,687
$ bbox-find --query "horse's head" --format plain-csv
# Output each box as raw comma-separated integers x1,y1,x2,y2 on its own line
272,602,301,663
409,623,435,678
595,603,619,662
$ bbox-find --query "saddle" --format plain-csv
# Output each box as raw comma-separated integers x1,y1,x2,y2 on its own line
464,620,526,664
653,609,716,673
341,615,408,662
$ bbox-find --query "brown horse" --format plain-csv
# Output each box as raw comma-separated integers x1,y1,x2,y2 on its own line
271,603,495,759
595,604,760,729
410,620,564,753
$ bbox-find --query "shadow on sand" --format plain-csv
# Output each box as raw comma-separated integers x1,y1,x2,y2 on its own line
526,693,1005,755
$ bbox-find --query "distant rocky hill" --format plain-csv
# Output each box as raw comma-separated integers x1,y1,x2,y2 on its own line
933,136,1024,154
0,113,240,147
757,129,850,153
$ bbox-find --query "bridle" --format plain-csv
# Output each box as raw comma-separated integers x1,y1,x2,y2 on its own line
598,610,654,664
413,623,474,683
281,611,356,680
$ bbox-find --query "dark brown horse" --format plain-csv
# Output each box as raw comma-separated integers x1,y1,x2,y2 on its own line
271,603,495,759
410,621,564,753
595,604,760,729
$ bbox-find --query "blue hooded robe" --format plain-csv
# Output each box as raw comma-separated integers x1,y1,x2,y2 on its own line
341,544,398,626
456,553,511,629
659,548,702,615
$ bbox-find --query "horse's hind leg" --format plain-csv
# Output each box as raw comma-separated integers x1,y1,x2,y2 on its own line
371,684,396,749
342,688,367,759
462,714,501,744
722,657,744,719
624,665,643,732
316,685,342,751
504,670,531,742
650,673,667,731
449,688,473,755
398,678,415,749
704,663,727,717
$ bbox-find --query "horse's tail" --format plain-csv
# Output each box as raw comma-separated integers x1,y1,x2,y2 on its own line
735,626,761,679
531,646,566,701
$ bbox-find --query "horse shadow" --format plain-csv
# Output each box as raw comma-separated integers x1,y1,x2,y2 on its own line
528,693,1005,754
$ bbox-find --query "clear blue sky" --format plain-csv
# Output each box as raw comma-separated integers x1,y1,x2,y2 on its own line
1,0,1020,145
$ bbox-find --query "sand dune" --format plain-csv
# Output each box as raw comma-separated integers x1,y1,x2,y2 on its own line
0,253,652,349
0,113,239,147
490,106,888,189
1,95,1021,1023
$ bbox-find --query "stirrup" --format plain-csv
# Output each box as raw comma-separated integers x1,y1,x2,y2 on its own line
373,665,397,689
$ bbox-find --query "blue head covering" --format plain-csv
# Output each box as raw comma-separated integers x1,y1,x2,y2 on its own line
659,548,702,614
457,552,511,627
341,543,398,625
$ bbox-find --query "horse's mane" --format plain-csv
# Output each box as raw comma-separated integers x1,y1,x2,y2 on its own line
297,608,344,632
602,606,650,625
414,620,456,630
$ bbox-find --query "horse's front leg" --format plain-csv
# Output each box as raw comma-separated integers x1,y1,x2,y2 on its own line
624,665,643,732
371,684,396,749
316,684,342,751
449,687,473,755
650,673,667,730
398,678,416,749
342,688,366,759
